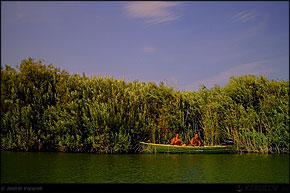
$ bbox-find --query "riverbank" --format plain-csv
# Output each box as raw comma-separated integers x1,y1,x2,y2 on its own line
1,58,289,154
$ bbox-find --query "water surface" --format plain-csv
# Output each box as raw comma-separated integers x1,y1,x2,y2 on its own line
1,151,289,183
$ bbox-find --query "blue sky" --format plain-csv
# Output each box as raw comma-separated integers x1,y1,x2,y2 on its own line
1,1,289,91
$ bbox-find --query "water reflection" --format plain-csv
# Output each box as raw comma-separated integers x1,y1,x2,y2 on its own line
1,151,289,183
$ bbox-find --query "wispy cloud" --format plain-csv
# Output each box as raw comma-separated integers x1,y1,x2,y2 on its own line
123,1,181,24
182,61,275,91
232,10,257,23
143,47,156,53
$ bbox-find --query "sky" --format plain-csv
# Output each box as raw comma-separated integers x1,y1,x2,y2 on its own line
1,1,289,91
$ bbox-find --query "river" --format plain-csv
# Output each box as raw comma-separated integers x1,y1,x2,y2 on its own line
1,151,289,183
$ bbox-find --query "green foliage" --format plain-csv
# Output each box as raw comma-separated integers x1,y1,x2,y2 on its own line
1,58,289,153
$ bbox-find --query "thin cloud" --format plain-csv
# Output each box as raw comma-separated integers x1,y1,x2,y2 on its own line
123,1,181,24
232,10,257,23
182,61,275,91
143,47,156,53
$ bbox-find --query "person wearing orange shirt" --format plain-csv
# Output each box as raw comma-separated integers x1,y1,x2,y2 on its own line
171,134,182,146
190,134,201,147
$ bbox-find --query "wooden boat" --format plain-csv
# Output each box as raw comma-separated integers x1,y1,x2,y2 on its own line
140,142,232,154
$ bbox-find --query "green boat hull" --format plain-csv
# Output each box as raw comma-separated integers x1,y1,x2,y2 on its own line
140,142,232,154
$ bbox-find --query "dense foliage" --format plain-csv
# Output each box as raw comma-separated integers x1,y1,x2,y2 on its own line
1,58,289,153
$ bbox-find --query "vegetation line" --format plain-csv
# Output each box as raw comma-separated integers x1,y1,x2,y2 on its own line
1,58,289,153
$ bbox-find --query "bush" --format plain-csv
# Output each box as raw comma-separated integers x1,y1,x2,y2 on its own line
1,58,288,153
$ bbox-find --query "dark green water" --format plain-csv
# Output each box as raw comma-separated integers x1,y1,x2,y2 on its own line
1,151,289,183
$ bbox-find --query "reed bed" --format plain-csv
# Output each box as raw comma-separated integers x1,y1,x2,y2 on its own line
1,58,289,153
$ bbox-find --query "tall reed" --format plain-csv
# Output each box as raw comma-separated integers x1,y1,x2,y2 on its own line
1,58,288,153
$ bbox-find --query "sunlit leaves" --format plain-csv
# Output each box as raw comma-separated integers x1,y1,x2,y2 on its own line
1,58,288,153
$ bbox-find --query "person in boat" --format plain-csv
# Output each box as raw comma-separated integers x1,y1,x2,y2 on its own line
190,134,201,147
171,133,182,146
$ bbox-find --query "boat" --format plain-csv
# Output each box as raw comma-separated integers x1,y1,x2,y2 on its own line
140,142,232,154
